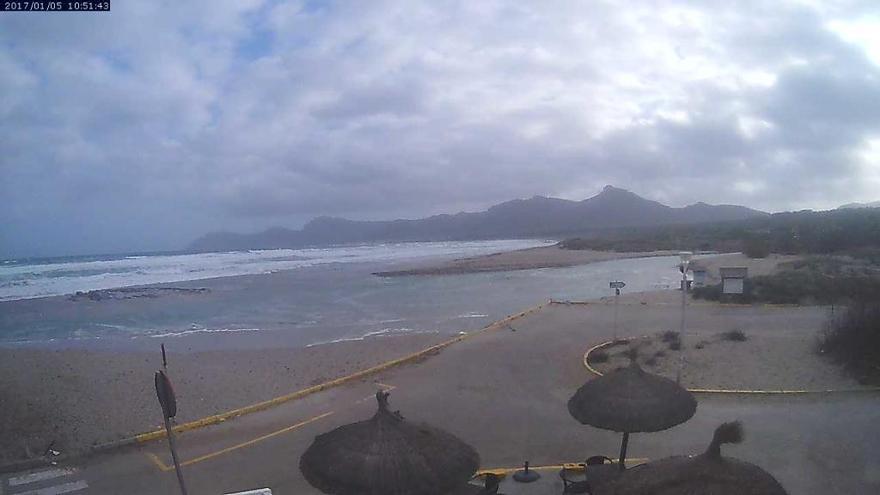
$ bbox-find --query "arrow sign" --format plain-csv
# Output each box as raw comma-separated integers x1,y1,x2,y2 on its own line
155,370,177,419
609,281,626,289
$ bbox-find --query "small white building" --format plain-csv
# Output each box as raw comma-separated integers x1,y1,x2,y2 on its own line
689,262,708,288
720,267,748,294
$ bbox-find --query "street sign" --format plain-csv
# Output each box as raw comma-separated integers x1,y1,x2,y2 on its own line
609,281,626,289
155,370,177,419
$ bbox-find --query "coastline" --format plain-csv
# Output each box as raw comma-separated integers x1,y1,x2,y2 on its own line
374,245,680,276
0,247,812,465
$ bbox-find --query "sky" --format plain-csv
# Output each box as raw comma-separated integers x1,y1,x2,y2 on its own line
2,0,880,257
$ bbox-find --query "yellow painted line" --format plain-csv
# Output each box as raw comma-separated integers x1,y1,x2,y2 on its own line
147,412,335,472
582,337,880,395
145,452,169,472
476,458,649,476
133,302,548,444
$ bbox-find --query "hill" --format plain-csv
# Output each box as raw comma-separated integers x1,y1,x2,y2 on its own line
188,186,767,251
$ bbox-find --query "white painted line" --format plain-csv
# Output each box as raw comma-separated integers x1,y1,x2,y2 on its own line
15,480,88,495
8,469,76,487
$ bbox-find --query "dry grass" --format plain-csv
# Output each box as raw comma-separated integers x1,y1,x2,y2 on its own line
721,329,748,342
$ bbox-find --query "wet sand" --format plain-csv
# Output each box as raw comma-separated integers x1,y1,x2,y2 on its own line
374,245,679,276
0,333,446,465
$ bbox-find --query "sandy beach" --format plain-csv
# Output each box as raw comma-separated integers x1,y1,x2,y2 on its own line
0,333,446,465
590,327,860,391
374,245,680,276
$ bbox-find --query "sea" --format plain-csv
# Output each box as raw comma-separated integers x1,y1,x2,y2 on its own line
0,240,688,349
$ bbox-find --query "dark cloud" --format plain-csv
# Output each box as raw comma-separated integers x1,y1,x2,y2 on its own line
2,0,879,257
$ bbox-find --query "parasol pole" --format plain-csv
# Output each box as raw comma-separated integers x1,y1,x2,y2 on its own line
618,432,629,471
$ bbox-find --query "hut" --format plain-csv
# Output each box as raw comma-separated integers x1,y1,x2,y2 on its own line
689,262,708,288
720,267,748,294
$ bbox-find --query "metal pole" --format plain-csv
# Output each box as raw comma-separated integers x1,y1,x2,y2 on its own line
618,432,629,471
163,416,188,495
613,289,619,340
677,264,687,384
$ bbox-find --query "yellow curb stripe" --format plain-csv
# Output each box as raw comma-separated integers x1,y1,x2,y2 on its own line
476,458,649,476
582,336,880,395
145,452,171,472
146,412,334,472
134,302,549,444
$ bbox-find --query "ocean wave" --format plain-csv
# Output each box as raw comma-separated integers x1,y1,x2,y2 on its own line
457,313,488,318
147,327,261,339
305,327,438,348
0,239,550,301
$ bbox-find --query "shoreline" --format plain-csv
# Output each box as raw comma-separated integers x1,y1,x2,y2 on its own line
373,245,681,276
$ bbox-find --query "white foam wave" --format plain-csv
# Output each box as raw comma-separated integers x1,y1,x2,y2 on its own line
147,327,261,339
1,239,550,301
305,327,437,348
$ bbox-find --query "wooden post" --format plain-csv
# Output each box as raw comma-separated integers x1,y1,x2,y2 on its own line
163,415,188,495
618,432,629,471
156,370,187,495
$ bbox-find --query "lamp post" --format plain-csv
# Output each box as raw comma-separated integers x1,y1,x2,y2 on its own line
677,251,692,384
610,281,626,340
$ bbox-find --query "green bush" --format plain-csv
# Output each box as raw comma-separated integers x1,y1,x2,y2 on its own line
721,329,748,342
818,302,880,384
589,350,609,364
692,272,880,306
743,236,770,258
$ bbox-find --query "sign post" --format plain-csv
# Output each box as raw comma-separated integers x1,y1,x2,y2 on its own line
677,252,693,384
609,281,626,339
155,370,188,495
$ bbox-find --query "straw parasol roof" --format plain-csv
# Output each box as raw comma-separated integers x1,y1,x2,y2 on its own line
604,421,789,495
299,390,480,495
568,360,697,470
568,360,697,433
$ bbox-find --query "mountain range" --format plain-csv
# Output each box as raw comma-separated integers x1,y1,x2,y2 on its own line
188,186,767,251
839,200,880,209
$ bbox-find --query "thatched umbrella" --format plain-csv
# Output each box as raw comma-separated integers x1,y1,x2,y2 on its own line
568,360,697,470
300,390,480,495
604,421,788,494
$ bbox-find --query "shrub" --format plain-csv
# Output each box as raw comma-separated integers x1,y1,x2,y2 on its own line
660,331,682,350
818,302,880,384
721,329,748,342
692,284,722,301
589,350,609,364
623,347,640,361
743,236,770,258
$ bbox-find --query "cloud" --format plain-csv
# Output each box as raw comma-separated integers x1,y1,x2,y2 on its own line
1,0,880,256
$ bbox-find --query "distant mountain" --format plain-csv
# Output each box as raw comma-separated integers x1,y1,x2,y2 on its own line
839,200,880,209
188,186,767,251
